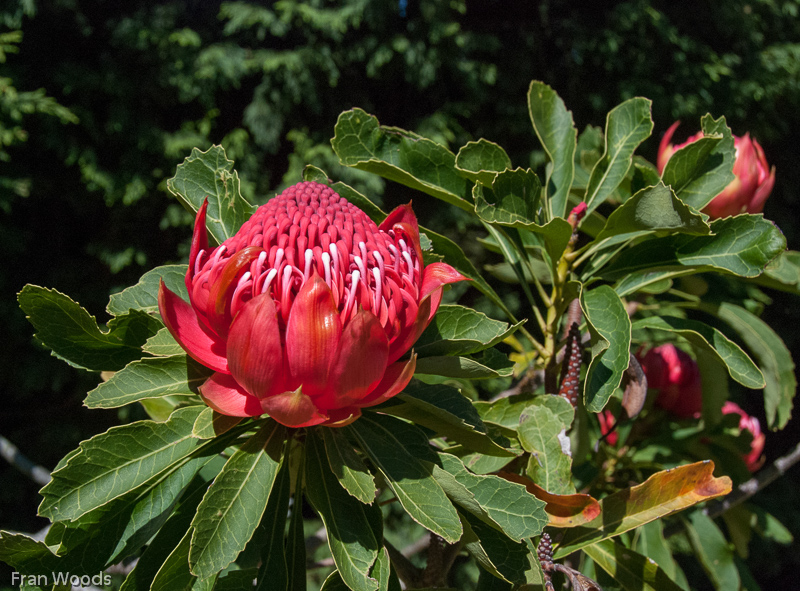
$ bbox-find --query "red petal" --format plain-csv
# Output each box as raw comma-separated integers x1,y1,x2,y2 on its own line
206,246,263,335
357,354,416,408
186,199,210,292
227,293,286,399
317,308,389,410
379,203,424,264
657,121,681,174
199,372,263,417
158,281,229,373
261,387,329,428
420,262,467,301
285,274,342,396
388,295,429,364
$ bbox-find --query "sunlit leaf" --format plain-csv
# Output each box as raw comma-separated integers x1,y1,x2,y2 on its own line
685,512,740,591
583,538,686,591
496,472,601,528
19,285,161,372
555,461,732,558
518,405,574,495
414,305,522,357
527,81,577,219
321,427,377,504
166,145,256,245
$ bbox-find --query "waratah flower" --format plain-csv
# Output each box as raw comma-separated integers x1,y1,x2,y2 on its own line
658,121,776,219
598,410,618,446
722,401,765,472
639,344,702,419
158,181,466,428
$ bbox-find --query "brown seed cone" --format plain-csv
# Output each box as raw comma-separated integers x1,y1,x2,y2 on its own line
558,322,582,407
537,532,554,570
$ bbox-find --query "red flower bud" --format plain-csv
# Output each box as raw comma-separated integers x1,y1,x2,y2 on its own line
658,122,775,219
159,182,466,428
722,401,765,472
639,344,702,419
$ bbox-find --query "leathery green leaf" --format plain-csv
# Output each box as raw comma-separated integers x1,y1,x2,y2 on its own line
583,538,686,591
581,286,631,412
632,315,764,389
414,304,522,358
85,354,212,408
696,302,795,430
381,382,513,457
143,327,184,357
305,430,379,591
527,81,577,219
321,427,377,504
518,405,575,495
18,285,162,372
348,414,462,543
601,215,786,280
473,168,542,228
685,512,740,591
39,406,205,522
455,138,513,185
662,115,736,211
461,512,541,585
414,349,514,379
107,264,189,316
190,421,286,579
585,97,653,214
331,108,472,212
166,145,256,245
431,453,546,541
555,461,731,558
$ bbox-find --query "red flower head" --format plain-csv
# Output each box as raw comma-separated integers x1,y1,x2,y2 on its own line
639,344,702,419
598,410,618,446
722,401,766,472
158,182,466,428
658,121,776,219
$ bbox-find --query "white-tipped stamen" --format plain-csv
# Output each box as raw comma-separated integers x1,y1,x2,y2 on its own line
194,249,207,275
354,255,367,284
387,244,401,272
210,244,227,267
261,268,278,294
358,241,368,264
373,250,385,277
274,247,284,270
231,271,252,307
342,270,360,322
322,252,332,286
402,251,414,279
304,248,314,279
329,243,339,275
372,267,382,313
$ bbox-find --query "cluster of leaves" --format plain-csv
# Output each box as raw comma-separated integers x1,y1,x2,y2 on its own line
2,78,797,590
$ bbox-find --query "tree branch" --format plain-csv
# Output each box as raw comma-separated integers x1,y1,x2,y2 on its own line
0,434,51,486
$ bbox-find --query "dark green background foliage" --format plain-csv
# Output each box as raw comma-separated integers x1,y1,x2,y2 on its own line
2,0,800,587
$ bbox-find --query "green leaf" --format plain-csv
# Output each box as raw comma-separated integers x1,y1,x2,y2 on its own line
431,453,546,541
524,394,576,430
614,269,696,298
107,264,189,316
0,531,63,574
474,394,537,431
662,115,736,210
527,81,577,219
285,484,307,591
420,225,510,314
144,327,185,357
380,382,514,457
85,355,212,408
696,302,795,430
118,474,208,591
190,421,286,579
635,520,687,587
754,249,800,295
473,168,542,228
166,145,256,245
581,286,631,412
555,461,732,558
583,538,686,591
348,415,462,543
414,349,514,379
152,530,214,591
594,182,711,242
461,512,540,585
685,512,740,591
518,405,574,495
585,97,653,214
253,451,293,591
305,430,379,591
414,305,522,357
632,316,764,389
455,139,513,185
18,285,162,372
331,108,472,211
39,406,206,522
192,407,243,439
600,215,786,280
321,427,377,504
